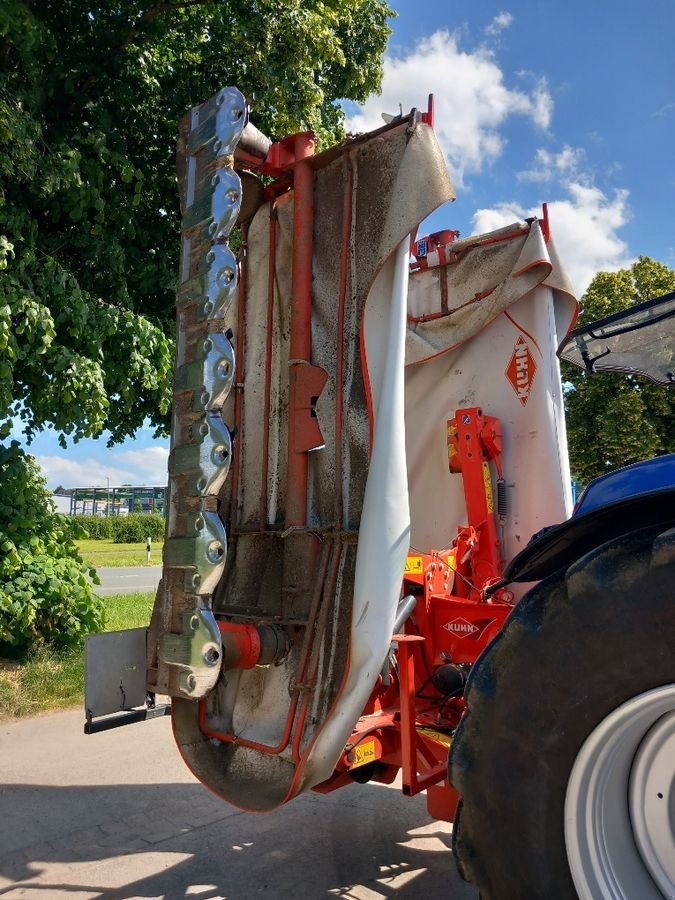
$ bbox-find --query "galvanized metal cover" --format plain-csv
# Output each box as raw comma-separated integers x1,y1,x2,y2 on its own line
85,628,148,718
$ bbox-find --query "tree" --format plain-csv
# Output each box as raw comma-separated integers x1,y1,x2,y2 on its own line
0,0,393,445
0,0,393,652
563,257,675,485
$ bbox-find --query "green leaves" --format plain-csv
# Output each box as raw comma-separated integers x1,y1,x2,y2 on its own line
0,0,393,447
565,257,675,485
0,244,172,443
0,443,104,654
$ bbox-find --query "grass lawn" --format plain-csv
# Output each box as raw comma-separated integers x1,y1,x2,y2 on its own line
77,539,164,567
0,592,154,721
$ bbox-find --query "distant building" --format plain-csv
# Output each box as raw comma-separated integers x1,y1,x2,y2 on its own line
54,485,167,517
50,494,72,514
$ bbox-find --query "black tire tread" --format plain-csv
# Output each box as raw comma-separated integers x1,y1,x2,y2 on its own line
449,525,675,900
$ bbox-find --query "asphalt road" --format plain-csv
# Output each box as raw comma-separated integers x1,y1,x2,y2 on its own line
94,566,162,596
0,709,477,900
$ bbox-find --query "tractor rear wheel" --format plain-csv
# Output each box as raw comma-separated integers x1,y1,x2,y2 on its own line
450,525,675,899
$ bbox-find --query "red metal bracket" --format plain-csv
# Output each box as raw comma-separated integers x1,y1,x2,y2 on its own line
394,634,447,796
427,782,460,822
245,131,316,178
411,229,460,272
541,202,550,242
447,407,504,593
421,93,435,129
289,361,329,453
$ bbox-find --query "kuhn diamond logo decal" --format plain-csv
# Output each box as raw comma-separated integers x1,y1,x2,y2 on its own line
506,335,537,406
443,617,497,640
444,617,478,638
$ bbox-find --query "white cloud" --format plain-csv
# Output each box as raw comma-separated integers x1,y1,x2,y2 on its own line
518,145,585,182
472,183,634,296
651,102,675,119
345,30,553,186
530,82,554,130
485,11,514,37
472,200,528,234
37,446,169,489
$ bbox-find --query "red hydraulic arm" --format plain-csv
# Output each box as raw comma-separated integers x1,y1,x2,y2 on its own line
447,406,505,595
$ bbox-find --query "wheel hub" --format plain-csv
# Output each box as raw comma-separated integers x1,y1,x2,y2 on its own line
565,685,675,899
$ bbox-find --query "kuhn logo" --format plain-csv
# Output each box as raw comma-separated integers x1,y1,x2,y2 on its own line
506,335,538,406
443,617,497,640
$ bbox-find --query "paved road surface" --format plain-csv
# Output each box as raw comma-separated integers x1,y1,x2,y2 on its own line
0,709,477,900
94,566,162,596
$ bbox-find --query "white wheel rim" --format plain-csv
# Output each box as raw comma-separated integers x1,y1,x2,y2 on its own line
629,709,675,896
565,685,675,900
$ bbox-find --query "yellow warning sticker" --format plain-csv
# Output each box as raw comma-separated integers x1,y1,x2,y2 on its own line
405,555,424,574
352,739,377,768
445,553,456,591
417,727,453,748
482,462,494,513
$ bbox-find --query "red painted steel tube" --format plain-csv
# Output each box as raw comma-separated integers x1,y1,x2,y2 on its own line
217,621,262,669
455,408,503,588
438,241,449,312
286,132,316,527
395,635,423,796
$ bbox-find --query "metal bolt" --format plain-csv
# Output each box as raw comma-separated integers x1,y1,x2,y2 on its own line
203,645,220,666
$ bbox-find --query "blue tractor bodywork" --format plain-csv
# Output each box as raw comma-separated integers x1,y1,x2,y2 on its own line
501,453,675,585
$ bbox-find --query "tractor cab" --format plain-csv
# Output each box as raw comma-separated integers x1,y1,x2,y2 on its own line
559,289,675,385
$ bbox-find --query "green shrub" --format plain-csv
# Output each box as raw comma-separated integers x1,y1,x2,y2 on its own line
112,513,165,543
71,514,113,539
71,512,165,543
0,443,104,655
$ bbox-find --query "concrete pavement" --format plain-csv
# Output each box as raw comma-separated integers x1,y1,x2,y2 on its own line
0,708,477,899
94,566,162,596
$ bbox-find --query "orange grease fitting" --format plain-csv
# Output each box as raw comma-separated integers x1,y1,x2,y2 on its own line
217,620,261,669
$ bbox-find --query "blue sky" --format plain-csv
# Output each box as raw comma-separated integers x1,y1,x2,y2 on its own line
25,0,675,489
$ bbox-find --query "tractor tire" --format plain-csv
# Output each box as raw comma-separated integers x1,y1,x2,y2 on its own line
450,525,675,900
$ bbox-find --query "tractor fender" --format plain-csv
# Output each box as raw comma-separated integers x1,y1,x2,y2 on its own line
501,453,675,585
